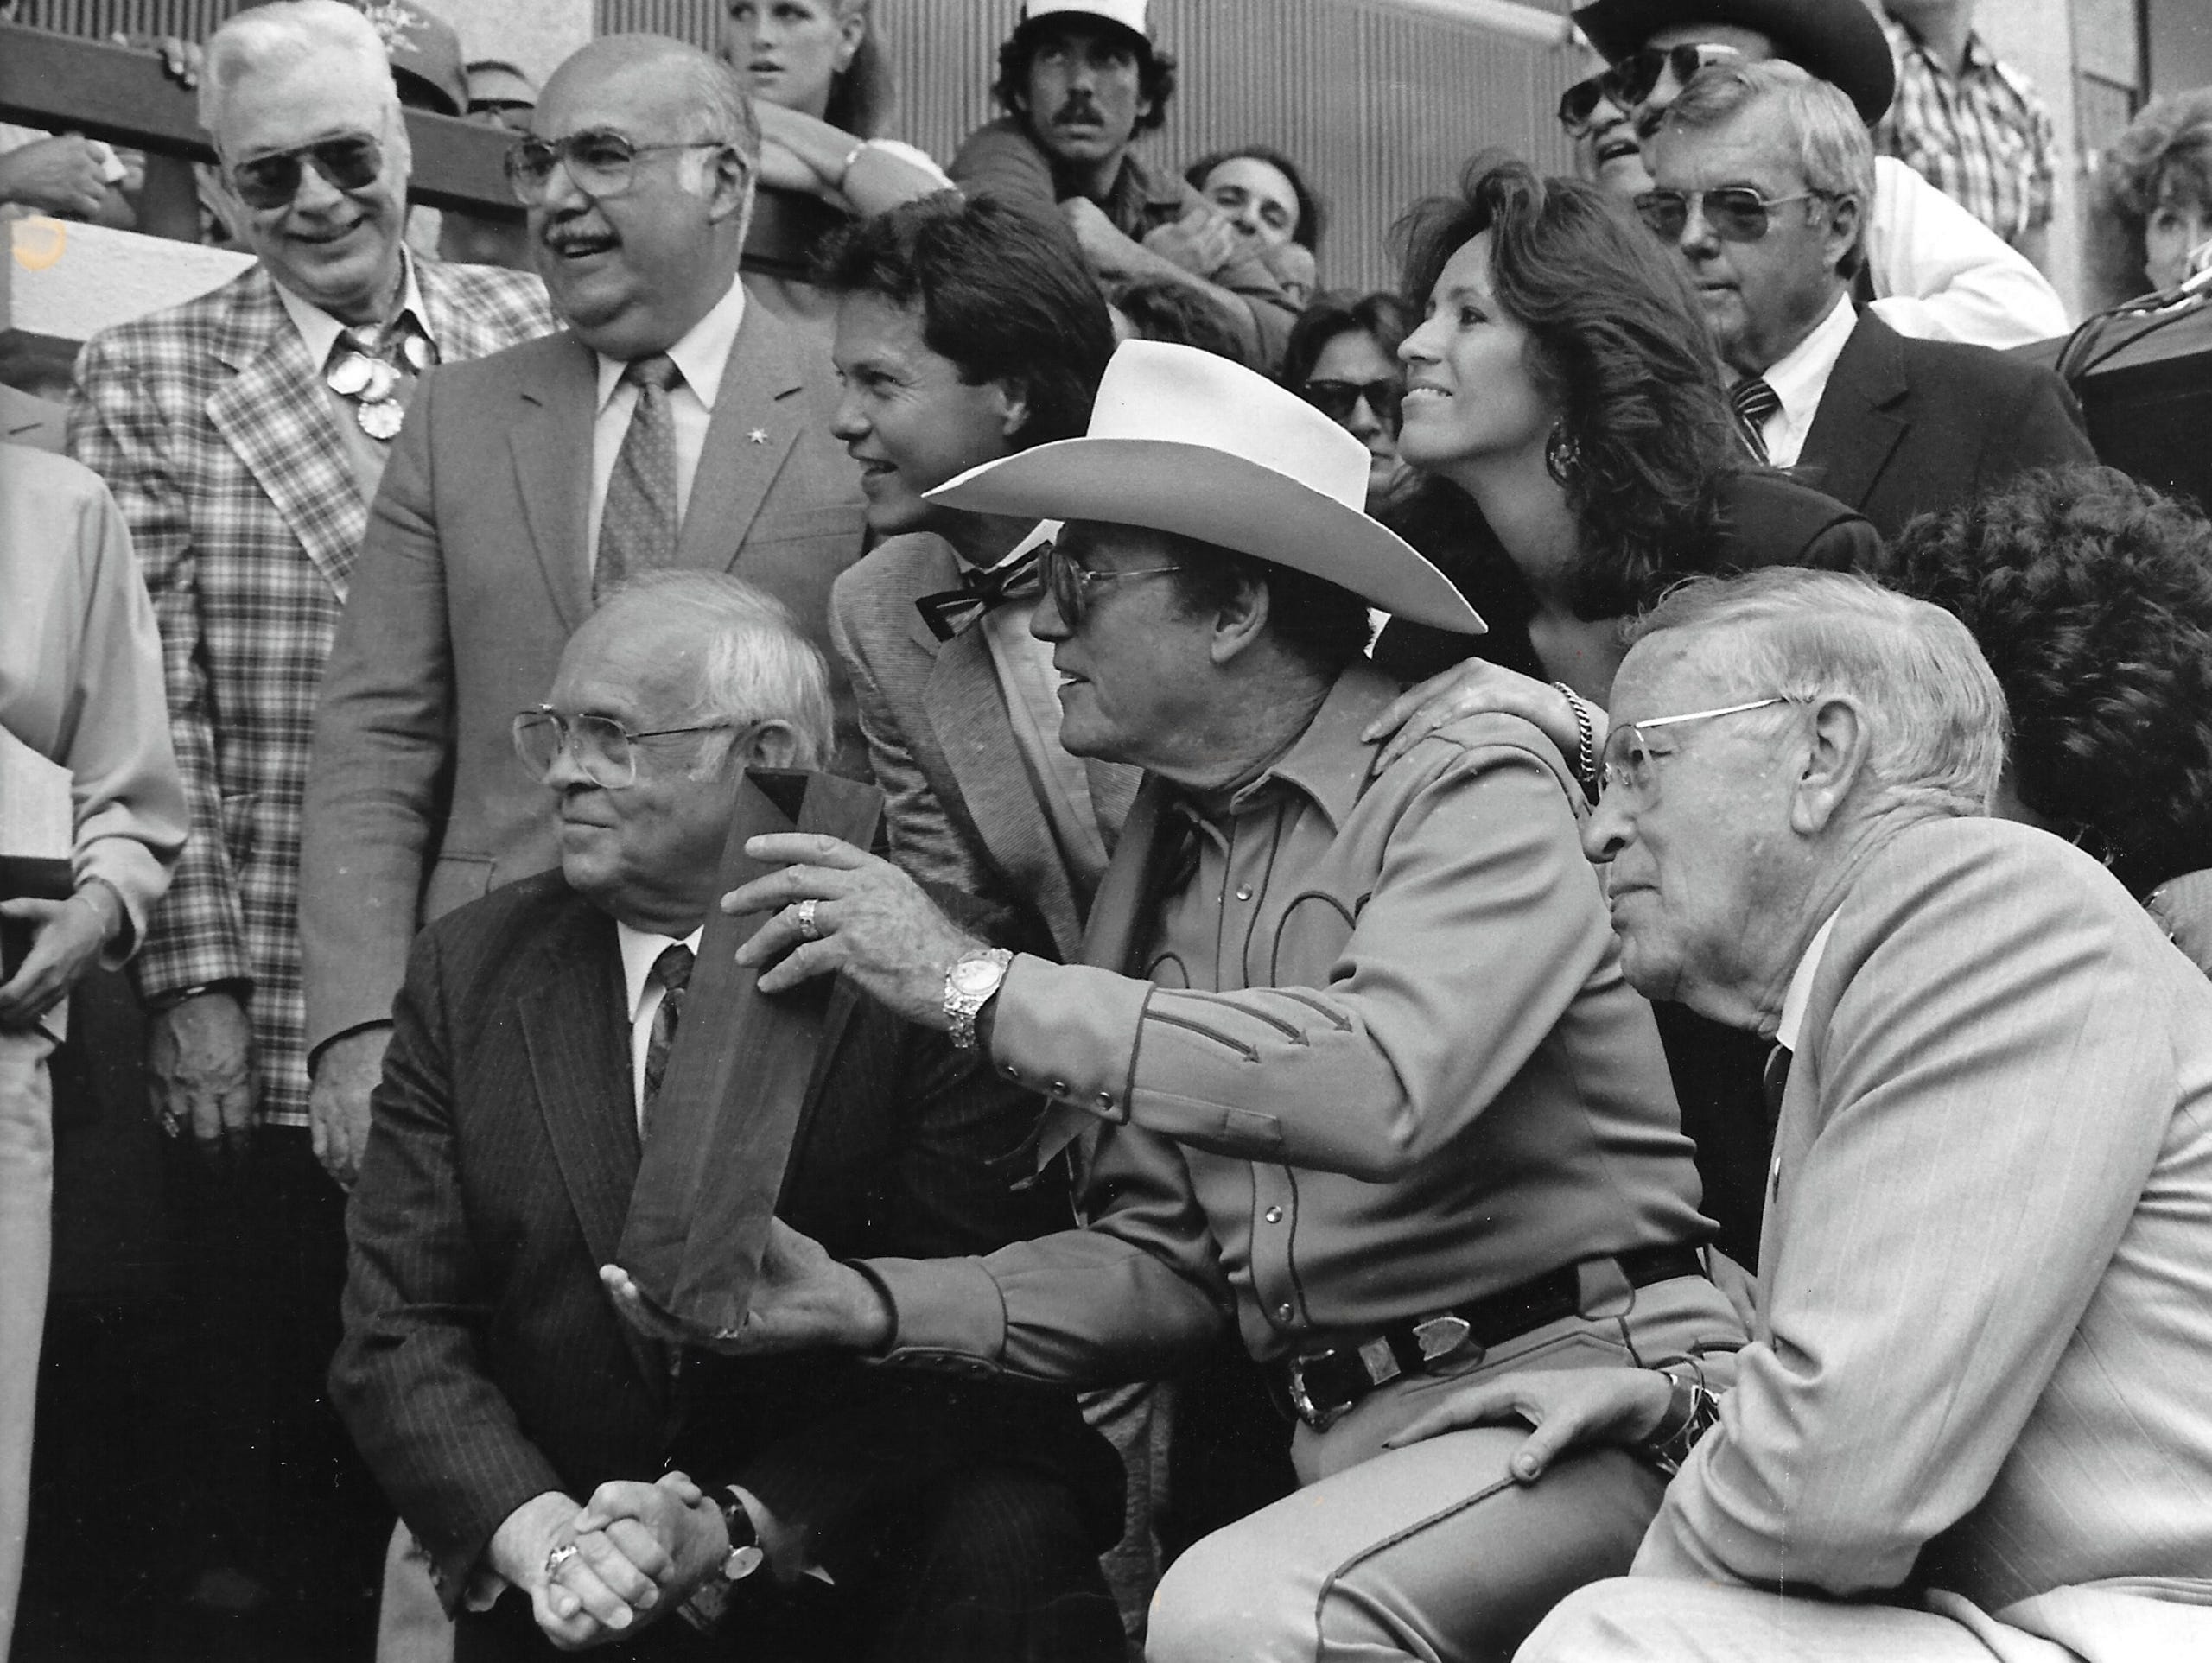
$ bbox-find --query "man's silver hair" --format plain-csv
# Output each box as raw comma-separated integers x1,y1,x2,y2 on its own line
1662,60,1874,275
1630,568,2010,817
200,1,404,162
595,572,833,770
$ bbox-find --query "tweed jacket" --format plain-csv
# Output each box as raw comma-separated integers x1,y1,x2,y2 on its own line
67,259,553,1122
829,532,1141,960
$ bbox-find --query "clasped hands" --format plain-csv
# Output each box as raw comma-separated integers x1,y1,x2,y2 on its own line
508,1474,727,1650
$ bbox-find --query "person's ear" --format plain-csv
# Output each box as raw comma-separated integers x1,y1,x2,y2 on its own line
1787,695,1871,835
834,10,865,73
730,720,808,771
1818,191,1863,278
993,378,1033,443
702,145,752,224
1206,569,1271,667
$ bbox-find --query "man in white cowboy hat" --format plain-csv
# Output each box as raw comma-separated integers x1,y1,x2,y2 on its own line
601,341,1746,1661
949,1,1302,370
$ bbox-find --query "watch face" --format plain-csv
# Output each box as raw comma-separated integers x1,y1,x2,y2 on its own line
724,1542,766,1581
950,955,1004,998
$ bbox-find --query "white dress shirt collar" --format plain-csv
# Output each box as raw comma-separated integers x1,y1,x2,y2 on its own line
594,274,747,415
1775,911,1840,1053
615,919,705,1024
1756,290,1858,470
271,248,433,370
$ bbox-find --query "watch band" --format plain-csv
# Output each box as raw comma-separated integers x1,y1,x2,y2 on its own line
716,1488,765,1583
944,947,1014,1051
1639,1362,1720,1476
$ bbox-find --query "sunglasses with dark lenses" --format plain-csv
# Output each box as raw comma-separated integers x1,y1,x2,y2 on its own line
1634,187,1826,244
504,129,722,205
1300,378,1403,430
1039,543,1185,625
1610,41,1745,108
228,135,384,211
1557,75,1613,135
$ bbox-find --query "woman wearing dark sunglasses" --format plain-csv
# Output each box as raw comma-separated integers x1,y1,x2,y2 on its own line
1364,158,1878,1266
1281,290,1414,508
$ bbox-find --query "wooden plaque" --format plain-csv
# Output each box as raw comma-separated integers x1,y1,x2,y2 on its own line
616,768,884,1335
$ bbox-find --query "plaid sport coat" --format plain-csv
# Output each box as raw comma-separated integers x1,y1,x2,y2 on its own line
67,258,554,1124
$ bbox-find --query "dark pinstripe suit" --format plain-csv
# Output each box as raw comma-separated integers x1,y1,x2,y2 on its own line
329,872,1122,1661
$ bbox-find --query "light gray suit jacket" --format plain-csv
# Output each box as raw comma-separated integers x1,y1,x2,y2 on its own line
1639,816,2212,1655
829,532,1139,960
299,295,867,1053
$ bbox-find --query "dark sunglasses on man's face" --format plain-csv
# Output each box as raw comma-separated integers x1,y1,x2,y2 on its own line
1634,186,1826,244
1610,41,1745,108
1300,378,1402,430
227,135,384,211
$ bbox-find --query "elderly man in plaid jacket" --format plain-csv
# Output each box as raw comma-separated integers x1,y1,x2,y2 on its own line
65,0,550,1629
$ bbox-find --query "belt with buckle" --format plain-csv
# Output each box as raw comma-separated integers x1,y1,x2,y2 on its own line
1275,1244,1707,1431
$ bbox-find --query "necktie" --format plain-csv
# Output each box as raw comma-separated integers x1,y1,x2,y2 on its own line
639,943,695,1142
913,545,1046,641
1729,376,1782,466
1760,1041,1792,1127
595,353,683,606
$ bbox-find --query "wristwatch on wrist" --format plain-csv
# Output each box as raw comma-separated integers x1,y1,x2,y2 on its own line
716,1489,765,1583
943,948,1014,1051
1639,1363,1721,1476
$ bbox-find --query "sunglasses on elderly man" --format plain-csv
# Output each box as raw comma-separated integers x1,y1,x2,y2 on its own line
1039,543,1185,627
504,129,727,205
1633,186,1828,244
1300,377,1403,430
227,135,385,211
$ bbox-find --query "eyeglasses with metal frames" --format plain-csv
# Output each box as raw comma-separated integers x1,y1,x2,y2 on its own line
504,130,727,205
1634,187,1828,244
1599,697,1795,799
1039,543,1186,625
512,706,749,789
227,135,385,211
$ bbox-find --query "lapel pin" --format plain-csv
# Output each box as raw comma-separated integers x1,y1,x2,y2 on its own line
747,428,769,445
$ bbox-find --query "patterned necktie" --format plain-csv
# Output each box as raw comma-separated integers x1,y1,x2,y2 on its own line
1729,376,1782,466
639,943,695,1142
1760,1041,1793,1127
913,545,1046,641
594,353,684,606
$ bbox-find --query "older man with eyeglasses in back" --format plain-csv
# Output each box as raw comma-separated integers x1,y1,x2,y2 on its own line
65,0,551,1628
1638,59,2088,540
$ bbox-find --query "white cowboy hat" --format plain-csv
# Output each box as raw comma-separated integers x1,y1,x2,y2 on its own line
926,341,1486,635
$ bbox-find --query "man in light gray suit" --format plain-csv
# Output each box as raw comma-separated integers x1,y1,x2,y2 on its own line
821,194,1133,961
1392,568,2212,1661
300,35,865,1185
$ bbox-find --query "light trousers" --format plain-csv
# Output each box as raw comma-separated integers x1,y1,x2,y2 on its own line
1146,1273,1743,1663
0,1028,56,1663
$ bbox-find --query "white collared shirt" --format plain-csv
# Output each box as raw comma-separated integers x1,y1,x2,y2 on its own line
1751,290,1859,470
1775,911,1840,1055
271,248,435,377
615,920,705,1131
587,274,748,562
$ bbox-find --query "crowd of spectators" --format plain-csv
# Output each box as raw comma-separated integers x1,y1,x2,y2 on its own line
3,1,2212,1661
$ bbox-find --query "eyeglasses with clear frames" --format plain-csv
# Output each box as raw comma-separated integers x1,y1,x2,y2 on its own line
512,706,751,790
504,130,727,206
1039,543,1186,625
1599,697,1795,801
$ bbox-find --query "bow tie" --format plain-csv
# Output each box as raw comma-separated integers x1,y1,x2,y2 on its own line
914,547,1044,641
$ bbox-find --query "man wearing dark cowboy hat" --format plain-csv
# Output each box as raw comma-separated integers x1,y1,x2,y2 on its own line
948,2,1301,370
1567,0,2064,348
603,340,1747,1662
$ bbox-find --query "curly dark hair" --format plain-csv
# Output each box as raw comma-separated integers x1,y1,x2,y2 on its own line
993,18,1175,136
1184,145,1327,251
1885,465,2212,895
1389,156,1740,619
2088,88,2212,307
1280,290,1415,394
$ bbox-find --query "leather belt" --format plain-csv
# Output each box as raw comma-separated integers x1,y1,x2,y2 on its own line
1274,1244,1707,1431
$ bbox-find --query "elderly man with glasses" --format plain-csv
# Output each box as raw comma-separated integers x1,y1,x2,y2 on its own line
1639,59,2087,539
299,33,864,1204
1384,565,2212,1662
331,571,1125,1663
63,0,551,1628
1557,0,2066,349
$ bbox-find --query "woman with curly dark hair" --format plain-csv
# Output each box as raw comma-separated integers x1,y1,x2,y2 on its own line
1364,160,1877,784
1885,465,2212,971
2087,87,2212,308
1366,159,1879,1268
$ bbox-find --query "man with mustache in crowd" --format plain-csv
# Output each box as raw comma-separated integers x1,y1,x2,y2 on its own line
66,1,551,1634
948,1,1301,371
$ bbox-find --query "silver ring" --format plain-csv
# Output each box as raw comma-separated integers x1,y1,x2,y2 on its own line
543,1542,579,1579
156,1109,184,1140
794,897,821,942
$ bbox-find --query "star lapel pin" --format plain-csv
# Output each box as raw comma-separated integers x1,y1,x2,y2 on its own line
747,428,769,445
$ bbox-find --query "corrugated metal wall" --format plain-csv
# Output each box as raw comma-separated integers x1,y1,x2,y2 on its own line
17,0,1583,292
